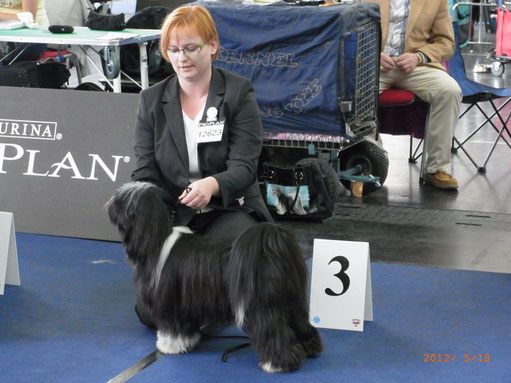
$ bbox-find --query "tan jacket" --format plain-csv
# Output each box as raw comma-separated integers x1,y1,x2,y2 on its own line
364,0,455,71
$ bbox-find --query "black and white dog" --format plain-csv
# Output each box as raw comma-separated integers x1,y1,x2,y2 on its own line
106,181,322,373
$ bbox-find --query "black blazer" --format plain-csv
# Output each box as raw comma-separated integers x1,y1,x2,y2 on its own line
131,67,272,224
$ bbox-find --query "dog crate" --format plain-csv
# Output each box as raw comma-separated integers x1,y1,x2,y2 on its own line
205,1,386,194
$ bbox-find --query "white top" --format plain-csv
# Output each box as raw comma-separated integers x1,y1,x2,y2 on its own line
182,102,213,213
182,102,206,183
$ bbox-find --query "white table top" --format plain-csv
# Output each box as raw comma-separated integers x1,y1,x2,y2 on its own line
0,26,161,47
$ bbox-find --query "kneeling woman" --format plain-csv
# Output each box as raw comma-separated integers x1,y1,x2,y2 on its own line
131,5,272,327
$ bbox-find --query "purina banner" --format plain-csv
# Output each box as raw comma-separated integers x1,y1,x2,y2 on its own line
0,86,139,241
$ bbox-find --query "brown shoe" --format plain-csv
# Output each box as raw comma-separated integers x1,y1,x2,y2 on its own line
423,171,459,190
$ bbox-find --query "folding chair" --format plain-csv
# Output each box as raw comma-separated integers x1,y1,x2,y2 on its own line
378,89,429,180
448,21,511,173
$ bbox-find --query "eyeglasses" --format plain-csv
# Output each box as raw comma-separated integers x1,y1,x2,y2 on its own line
167,42,207,58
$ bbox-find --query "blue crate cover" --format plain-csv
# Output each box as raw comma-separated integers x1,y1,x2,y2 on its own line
198,1,380,135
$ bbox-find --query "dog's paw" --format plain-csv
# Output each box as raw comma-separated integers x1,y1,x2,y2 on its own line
259,344,305,373
259,361,284,373
156,331,201,354
301,326,323,357
302,336,323,358
259,357,303,374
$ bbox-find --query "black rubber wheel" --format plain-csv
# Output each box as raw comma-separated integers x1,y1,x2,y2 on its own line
296,158,344,201
338,141,389,195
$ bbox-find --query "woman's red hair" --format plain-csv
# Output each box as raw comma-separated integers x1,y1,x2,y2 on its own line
160,5,220,62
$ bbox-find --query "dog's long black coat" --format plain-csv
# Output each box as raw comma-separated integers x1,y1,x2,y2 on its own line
107,181,322,372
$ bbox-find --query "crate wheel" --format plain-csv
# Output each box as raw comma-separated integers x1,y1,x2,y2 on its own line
338,140,389,195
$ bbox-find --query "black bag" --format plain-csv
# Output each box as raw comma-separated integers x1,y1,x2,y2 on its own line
120,6,174,79
74,82,105,91
0,61,70,88
261,159,335,222
85,10,126,31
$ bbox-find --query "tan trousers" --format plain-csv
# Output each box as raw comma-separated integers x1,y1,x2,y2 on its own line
379,66,462,174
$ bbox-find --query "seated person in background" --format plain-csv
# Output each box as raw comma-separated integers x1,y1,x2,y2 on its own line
0,0,49,62
45,0,94,76
131,5,273,327
363,0,462,190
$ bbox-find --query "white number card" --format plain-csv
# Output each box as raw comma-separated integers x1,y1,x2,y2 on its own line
196,121,224,143
0,212,21,295
309,239,373,332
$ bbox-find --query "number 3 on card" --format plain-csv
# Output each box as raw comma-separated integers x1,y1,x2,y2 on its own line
325,256,350,296
309,239,373,332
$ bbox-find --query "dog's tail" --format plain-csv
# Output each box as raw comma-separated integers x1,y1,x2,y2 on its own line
105,181,172,265
227,222,308,326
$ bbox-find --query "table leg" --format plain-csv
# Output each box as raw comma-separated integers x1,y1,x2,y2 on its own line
113,75,122,93
138,41,149,90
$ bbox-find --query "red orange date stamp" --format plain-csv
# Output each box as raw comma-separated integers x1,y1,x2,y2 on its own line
424,354,490,363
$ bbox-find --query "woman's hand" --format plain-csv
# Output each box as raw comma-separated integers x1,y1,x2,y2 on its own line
178,177,220,210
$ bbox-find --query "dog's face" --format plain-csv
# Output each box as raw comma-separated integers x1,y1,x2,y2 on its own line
106,182,171,266
106,183,141,242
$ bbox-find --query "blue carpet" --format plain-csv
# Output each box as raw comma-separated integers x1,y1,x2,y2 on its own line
0,233,510,382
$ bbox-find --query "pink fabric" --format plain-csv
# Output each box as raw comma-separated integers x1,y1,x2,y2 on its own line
496,8,511,57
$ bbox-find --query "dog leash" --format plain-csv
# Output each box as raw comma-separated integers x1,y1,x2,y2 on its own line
200,330,251,362
221,343,252,362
